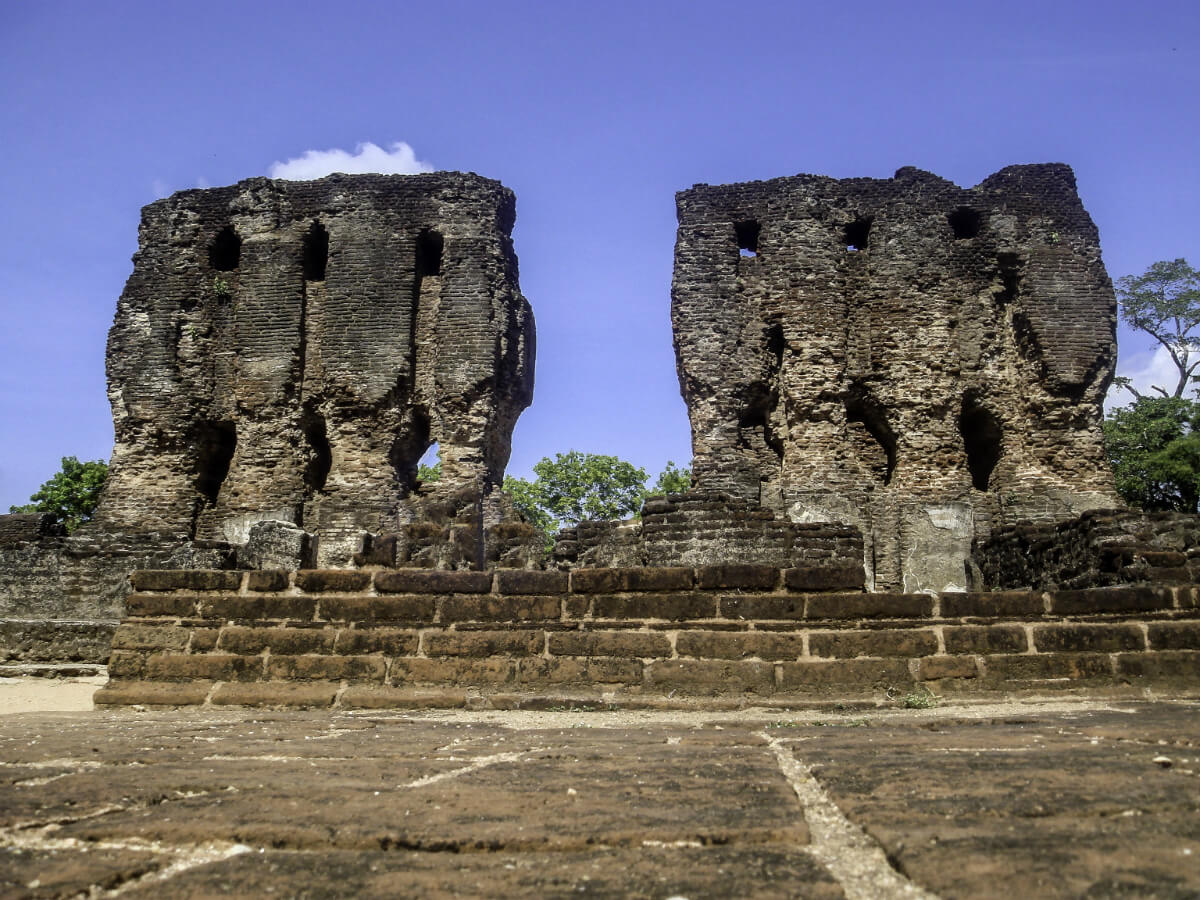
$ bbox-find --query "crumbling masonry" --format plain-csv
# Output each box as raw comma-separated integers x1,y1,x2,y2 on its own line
672,164,1120,591
97,173,534,566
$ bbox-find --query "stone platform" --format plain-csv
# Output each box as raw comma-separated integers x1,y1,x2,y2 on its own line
1,701,1197,897
94,566,1199,709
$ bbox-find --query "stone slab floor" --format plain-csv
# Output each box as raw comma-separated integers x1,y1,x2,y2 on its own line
0,699,1197,899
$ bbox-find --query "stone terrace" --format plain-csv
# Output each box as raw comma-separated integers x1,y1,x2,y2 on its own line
96,566,1200,709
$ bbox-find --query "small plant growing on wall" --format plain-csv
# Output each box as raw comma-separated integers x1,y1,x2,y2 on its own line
212,276,231,300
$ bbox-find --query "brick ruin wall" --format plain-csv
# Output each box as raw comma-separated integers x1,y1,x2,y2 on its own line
97,172,534,565
672,164,1120,593
0,174,535,662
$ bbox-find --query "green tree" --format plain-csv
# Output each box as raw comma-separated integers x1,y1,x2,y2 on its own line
1113,258,1200,399
417,460,441,483
649,460,691,495
1104,397,1200,512
506,451,648,534
8,456,109,532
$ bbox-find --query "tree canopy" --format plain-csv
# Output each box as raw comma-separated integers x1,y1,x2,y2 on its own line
1113,258,1200,399
8,456,109,532
1104,396,1200,512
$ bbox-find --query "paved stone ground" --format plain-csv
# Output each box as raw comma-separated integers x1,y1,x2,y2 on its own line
0,699,1197,898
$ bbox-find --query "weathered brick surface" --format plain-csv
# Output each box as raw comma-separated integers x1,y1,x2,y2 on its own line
548,631,671,658
210,682,339,707
246,571,290,592
217,627,335,656
318,595,434,623
339,685,468,709
199,594,316,622
131,570,242,592
572,567,695,593
265,655,385,682
943,625,1028,655
333,628,419,656
145,653,263,682
111,624,191,652
1115,650,1200,679
983,652,1113,684
1146,621,1200,650
424,630,544,657
592,593,717,621
809,629,938,659
644,659,774,694
390,657,518,686
441,595,560,623
720,595,805,620
519,657,643,685
1032,624,1145,653
806,593,933,620
296,571,371,594
919,656,979,680
126,592,200,618
375,571,492,594
93,681,212,706
675,631,804,661
696,565,778,591
778,659,913,691
494,570,568,595
1051,586,1168,615
941,592,1044,618
783,566,865,592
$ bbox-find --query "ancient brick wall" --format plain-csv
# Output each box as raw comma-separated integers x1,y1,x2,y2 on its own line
672,164,1120,592
97,173,534,566
976,508,1200,591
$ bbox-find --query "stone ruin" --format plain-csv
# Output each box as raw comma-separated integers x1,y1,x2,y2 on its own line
3,162,1200,702
97,172,535,567
660,163,1119,592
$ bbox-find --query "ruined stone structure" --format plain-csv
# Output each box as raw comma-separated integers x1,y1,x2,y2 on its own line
97,172,534,566
672,164,1120,592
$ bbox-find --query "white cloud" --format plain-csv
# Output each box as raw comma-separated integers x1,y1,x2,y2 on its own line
1106,344,1183,411
268,141,434,180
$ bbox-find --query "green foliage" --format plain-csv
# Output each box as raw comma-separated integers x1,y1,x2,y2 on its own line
901,689,938,709
9,456,109,532
1104,396,1200,512
508,450,648,533
1114,258,1200,399
212,275,231,299
417,460,441,483
650,460,691,495
502,473,556,543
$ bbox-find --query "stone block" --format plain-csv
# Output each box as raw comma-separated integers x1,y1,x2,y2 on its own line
424,630,544,657
1032,624,1145,653
198,593,316,622
1147,621,1200,650
239,521,314,571
720,595,805,620
695,565,778,591
900,503,974,594
210,682,339,707
125,593,200,618
265,655,385,682
548,631,671,658
295,570,371,593
783,565,865,592
440,595,561,623
1115,650,1200,680
375,570,493,594
217,626,335,655
339,685,468,709
809,629,938,659
941,591,1045,618
571,567,695,593
643,659,774,694
389,657,518,686
111,625,191,652
144,653,263,682
674,631,804,661
246,570,290,592
1050,587,1169,615
778,659,913,691
805,593,933,620
494,569,568,594
130,570,242,592
317,595,434,623
106,650,147,678
333,629,419,655
983,652,1113,684
93,681,212,706
943,625,1028,654
919,656,979,680
519,657,643,685
592,592,717,621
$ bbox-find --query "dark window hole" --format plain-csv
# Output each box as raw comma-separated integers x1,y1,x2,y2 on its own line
948,207,982,240
735,220,760,258
194,421,237,506
960,396,1002,491
303,412,332,492
416,229,443,277
844,217,872,251
208,226,241,271
302,221,328,281
845,389,896,485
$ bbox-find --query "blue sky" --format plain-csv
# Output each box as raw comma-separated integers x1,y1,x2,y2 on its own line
1,0,1197,510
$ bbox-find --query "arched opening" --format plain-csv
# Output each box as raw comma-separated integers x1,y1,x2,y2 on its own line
845,388,897,485
193,421,236,506
959,394,1002,491
415,229,443,277
844,217,873,251
302,221,328,281
735,220,760,258
948,206,982,239
208,226,241,271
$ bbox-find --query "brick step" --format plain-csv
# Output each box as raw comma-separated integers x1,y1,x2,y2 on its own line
96,571,1200,708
